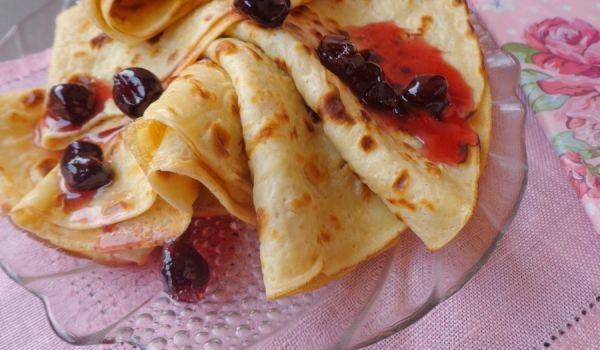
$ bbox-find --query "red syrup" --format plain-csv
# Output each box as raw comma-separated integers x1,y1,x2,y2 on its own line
346,22,479,164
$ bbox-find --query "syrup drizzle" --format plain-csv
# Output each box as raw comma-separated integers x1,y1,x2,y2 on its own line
347,22,479,164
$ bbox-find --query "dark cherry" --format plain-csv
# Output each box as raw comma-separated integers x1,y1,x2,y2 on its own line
363,82,403,113
401,75,449,119
60,141,113,192
112,67,163,118
234,0,290,28
161,238,211,303
317,34,357,76
348,61,385,96
48,84,96,124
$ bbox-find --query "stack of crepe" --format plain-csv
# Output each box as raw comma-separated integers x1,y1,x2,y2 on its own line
0,0,491,299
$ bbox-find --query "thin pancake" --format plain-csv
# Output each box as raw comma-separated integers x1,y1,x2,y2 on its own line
125,60,255,224
11,134,156,230
0,89,60,213
83,0,208,43
43,2,241,150
206,38,406,299
228,0,489,250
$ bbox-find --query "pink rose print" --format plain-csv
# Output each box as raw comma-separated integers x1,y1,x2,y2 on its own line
525,18,600,78
561,92,600,146
538,74,599,97
560,152,600,199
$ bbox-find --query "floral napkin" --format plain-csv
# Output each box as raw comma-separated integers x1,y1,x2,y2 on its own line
471,0,600,233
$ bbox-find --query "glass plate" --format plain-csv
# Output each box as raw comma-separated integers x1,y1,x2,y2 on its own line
0,1,527,349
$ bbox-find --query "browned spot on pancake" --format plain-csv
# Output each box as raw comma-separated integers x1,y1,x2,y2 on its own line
311,29,324,41
401,153,416,163
230,94,240,116
289,127,298,140
319,91,355,125
388,197,417,211
245,46,262,61
147,32,163,44
392,171,409,192
304,119,315,133
22,89,44,108
453,0,464,5
274,112,290,123
360,135,376,152
425,161,442,176
247,120,279,155
35,158,58,177
305,159,329,183
73,51,88,59
190,80,216,100
359,109,371,123
420,199,435,211
295,153,305,163
418,16,434,36
167,50,179,64
130,53,142,65
166,106,178,116
291,192,313,210
215,40,239,58
318,231,332,244
257,120,278,140
311,254,319,263
90,33,111,49
328,215,342,231
274,58,289,72
211,123,231,158
283,22,303,37
296,43,313,54
401,142,416,152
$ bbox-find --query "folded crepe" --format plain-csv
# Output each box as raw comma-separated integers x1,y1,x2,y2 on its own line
42,1,242,150
10,125,190,259
83,0,209,43
125,60,255,224
0,90,162,264
83,0,317,43
227,0,492,250
205,38,406,299
0,89,61,213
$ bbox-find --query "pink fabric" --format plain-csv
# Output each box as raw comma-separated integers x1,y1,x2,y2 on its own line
472,1,600,234
2,1,600,349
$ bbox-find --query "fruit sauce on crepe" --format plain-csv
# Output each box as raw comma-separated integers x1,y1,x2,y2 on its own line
43,77,113,132
346,22,479,165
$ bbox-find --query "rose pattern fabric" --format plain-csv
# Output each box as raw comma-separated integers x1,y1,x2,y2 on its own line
525,18,600,78
502,16,600,221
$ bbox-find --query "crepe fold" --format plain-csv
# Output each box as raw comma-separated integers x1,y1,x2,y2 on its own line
205,38,406,299
7,98,191,263
43,1,242,151
125,60,255,224
0,89,60,213
227,0,492,251
83,0,209,43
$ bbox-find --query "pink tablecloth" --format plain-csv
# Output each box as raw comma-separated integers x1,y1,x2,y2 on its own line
3,1,600,349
